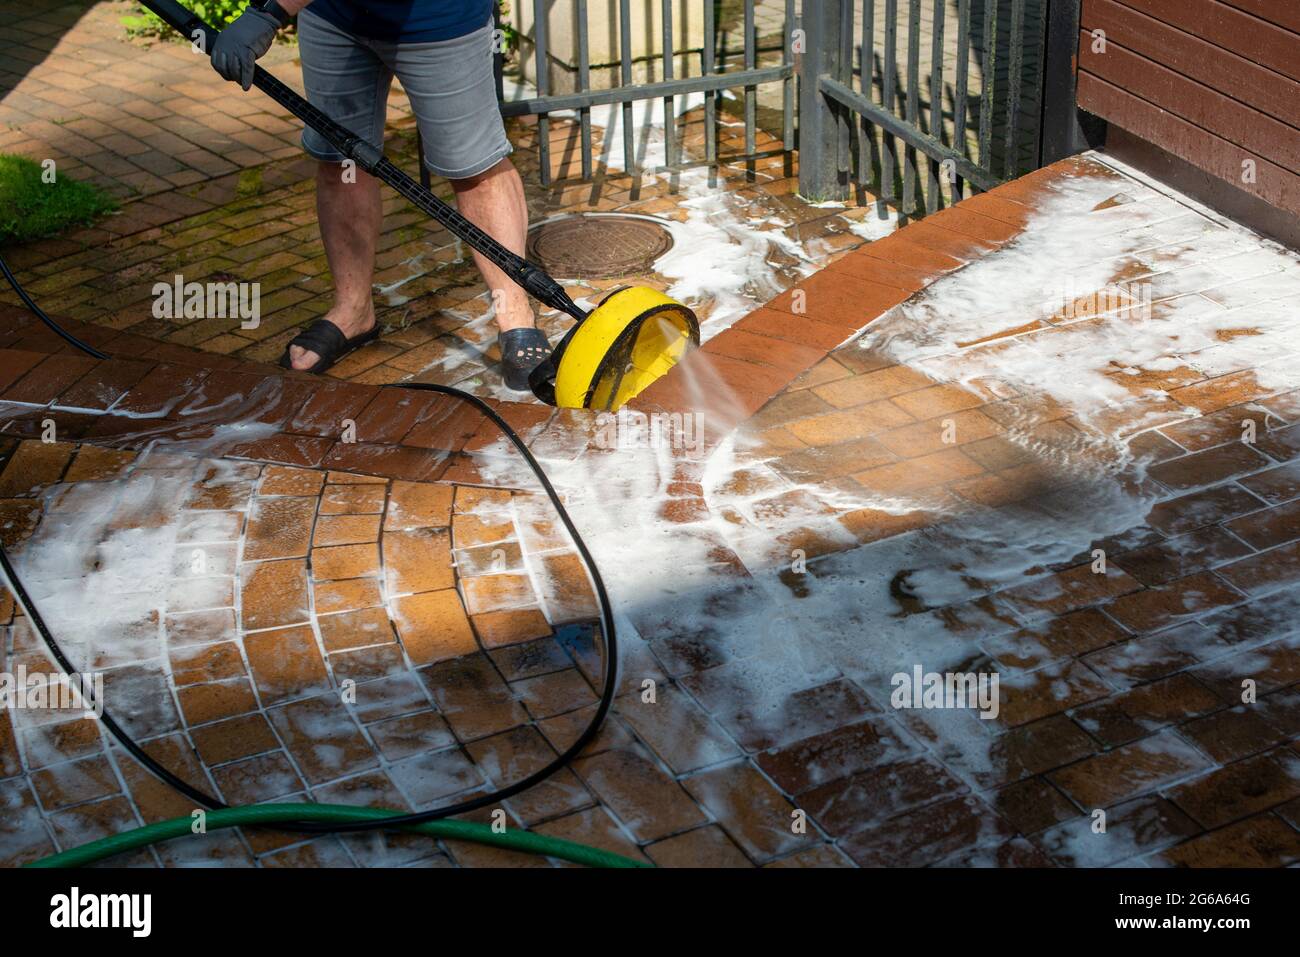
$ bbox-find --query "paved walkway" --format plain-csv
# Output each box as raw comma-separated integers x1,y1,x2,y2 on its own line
1,154,1297,868
0,1,1296,870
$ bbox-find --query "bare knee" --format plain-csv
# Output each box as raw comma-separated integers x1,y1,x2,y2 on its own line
449,157,518,194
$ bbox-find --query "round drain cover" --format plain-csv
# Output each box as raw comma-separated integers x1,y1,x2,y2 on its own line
526,214,674,279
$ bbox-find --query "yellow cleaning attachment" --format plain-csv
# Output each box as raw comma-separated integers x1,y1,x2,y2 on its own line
553,286,700,410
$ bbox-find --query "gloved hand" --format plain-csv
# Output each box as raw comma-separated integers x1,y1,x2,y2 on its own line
210,7,280,91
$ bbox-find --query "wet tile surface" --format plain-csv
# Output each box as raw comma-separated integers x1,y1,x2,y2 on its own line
1,23,1298,868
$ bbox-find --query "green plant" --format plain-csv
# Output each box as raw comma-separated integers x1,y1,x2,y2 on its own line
122,0,295,41
495,0,519,57
0,153,118,245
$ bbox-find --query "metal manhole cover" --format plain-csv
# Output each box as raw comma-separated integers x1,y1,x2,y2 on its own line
526,214,674,279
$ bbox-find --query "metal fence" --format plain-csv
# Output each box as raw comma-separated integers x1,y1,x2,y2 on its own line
800,0,1084,211
417,2,1085,212
499,0,799,186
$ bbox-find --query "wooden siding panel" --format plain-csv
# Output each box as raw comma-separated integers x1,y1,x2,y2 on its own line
1215,0,1300,34
1115,0,1300,82
1078,30,1300,171
1076,72,1300,216
1080,0,1300,130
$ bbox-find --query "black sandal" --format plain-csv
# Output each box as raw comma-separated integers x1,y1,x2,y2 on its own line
279,319,381,374
499,327,553,392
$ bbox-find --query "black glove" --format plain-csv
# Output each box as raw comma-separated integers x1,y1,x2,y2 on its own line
210,7,280,91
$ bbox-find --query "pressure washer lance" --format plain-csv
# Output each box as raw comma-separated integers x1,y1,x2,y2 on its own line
135,0,587,403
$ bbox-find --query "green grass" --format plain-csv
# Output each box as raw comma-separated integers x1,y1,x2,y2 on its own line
0,153,118,244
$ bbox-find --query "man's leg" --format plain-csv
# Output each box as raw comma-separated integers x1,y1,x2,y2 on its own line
287,162,382,371
448,156,534,333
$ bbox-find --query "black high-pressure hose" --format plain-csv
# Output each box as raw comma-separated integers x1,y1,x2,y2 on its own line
0,0,626,840
0,280,617,836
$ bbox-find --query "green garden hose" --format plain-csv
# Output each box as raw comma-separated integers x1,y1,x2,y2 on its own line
25,803,651,869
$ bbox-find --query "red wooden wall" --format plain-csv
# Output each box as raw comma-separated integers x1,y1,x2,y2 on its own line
1077,0,1300,218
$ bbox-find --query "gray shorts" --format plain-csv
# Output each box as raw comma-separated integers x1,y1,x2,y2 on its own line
297,9,512,179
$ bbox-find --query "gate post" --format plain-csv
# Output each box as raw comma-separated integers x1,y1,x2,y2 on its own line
1039,0,1093,164
798,0,847,201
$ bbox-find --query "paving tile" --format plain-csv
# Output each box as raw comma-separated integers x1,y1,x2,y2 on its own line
995,661,1112,727
1147,442,1271,492
419,654,528,741
989,777,1081,835
534,806,647,866
1225,497,1300,550
0,439,72,496
755,715,916,795
383,480,453,529
763,844,856,868
0,350,48,395
211,751,305,805
513,668,596,719
801,756,965,837
320,442,449,483
190,713,280,766
840,795,1014,867
1166,749,1300,829
241,495,315,561
1112,526,1254,586
382,527,454,594
319,483,387,515
466,725,589,824
176,677,258,725
239,558,310,630
1155,814,1300,867
472,608,553,648
243,624,331,704
572,746,708,843
1071,673,1222,745
311,513,381,547
1215,539,1300,597
1106,571,1245,634
311,542,381,581
367,711,456,761
784,402,915,445
317,606,395,653
3,355,99,405
1033,794,1201,867
1145,483,1268,535
391,589,477,665
1238,460,1300,505
1048,730,1214,809
1181,705,1290,763
682,760,810,861
268,695,378,786
287,380,377,437
616,683,741,775
812,363,934,410
259,465,325,496
349,389,443,445
313,577,383,614
999,563,1142,621
645,825,754,867
31,755,119,811
461,573,538,615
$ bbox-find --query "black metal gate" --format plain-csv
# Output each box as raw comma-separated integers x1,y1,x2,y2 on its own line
465,2,1085,210
799,0,1085,212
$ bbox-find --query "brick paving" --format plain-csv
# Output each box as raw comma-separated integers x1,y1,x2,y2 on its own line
0,153,1297,867
0,2,1297,870
0,0,310,201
